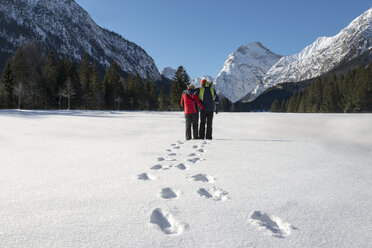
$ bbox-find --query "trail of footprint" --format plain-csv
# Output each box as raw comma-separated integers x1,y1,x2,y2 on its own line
197,187,229,201
138,173,156,181
150,208,186,235
161,188,178,199
191,174,215,183
250,211,295,238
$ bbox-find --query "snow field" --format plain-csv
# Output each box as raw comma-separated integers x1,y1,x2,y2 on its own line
0,110,371,248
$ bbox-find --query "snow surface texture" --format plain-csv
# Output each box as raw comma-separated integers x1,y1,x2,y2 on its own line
214,8,372,103
214,42,282,103
0,0,161,80
0,110,371,247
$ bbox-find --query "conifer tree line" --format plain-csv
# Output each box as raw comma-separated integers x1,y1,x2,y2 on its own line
0,41,192,111
271,62,372,113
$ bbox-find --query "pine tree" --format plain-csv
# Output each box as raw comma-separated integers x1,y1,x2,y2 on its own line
270,99,280,112
90,63,104,110
79,53,92,109
57,57,70,109
287,95,295,112
169,66,189,110
67,61,82,109
133,73,144,110
298,90,307,113
311,78,323,112
320,76,341,112
125,73,135,110
62,77,75,110
12,47,31,109
280,100,286,112
157,85,168,111
23,41,45,109
104,61,121,109
42,50,59,108
0,61,16,108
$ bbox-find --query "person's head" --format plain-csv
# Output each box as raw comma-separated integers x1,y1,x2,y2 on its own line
201,79,212,87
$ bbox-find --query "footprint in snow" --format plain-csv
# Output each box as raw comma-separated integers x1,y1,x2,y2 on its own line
197,187,229,201
150,208,186,235
158,156,176,162
151,165,163,170
166,149,172,152
138,173,156,181
187,157,202,164
192,145,198,149
170,144,176,147
197,149,205,153
177,141,184,145
161,188,178,199
188,153,196,157
168,153,177,156
176,163,187,170
250,211,296,238
191,174,215,183
173,146,181,150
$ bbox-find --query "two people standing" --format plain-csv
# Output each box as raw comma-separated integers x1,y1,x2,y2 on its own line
181,79,219,140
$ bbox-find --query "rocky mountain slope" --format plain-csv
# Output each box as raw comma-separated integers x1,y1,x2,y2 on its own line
0,0,161,80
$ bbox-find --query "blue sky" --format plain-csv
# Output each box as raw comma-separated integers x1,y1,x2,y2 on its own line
75,0,371,79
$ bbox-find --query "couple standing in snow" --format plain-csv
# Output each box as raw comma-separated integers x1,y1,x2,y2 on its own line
181,79,219,140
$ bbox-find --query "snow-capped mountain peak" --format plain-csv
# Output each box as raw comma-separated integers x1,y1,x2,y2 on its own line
161,67,177,80
214,42,282,103
259,7,372,99
190,76,214,87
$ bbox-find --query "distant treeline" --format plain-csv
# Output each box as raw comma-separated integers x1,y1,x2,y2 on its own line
270,62,372,113
0,41,191,111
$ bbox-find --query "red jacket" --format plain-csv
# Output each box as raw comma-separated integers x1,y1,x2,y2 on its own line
181,89,204,114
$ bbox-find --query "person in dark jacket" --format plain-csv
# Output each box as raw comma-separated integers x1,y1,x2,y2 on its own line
197,79,219,140
181,84,204,140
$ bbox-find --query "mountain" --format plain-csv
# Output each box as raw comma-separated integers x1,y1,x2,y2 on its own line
213,42,282,103
0,0,161,80
215,8,372,103
160,66,213,87
249,8,372,101
160,67,176,80
190,76,214,87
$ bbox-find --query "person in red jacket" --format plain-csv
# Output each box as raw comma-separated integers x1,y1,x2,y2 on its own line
181,84,204,140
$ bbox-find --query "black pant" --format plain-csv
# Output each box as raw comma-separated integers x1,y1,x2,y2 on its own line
185,113,199,140
199,111,214,139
